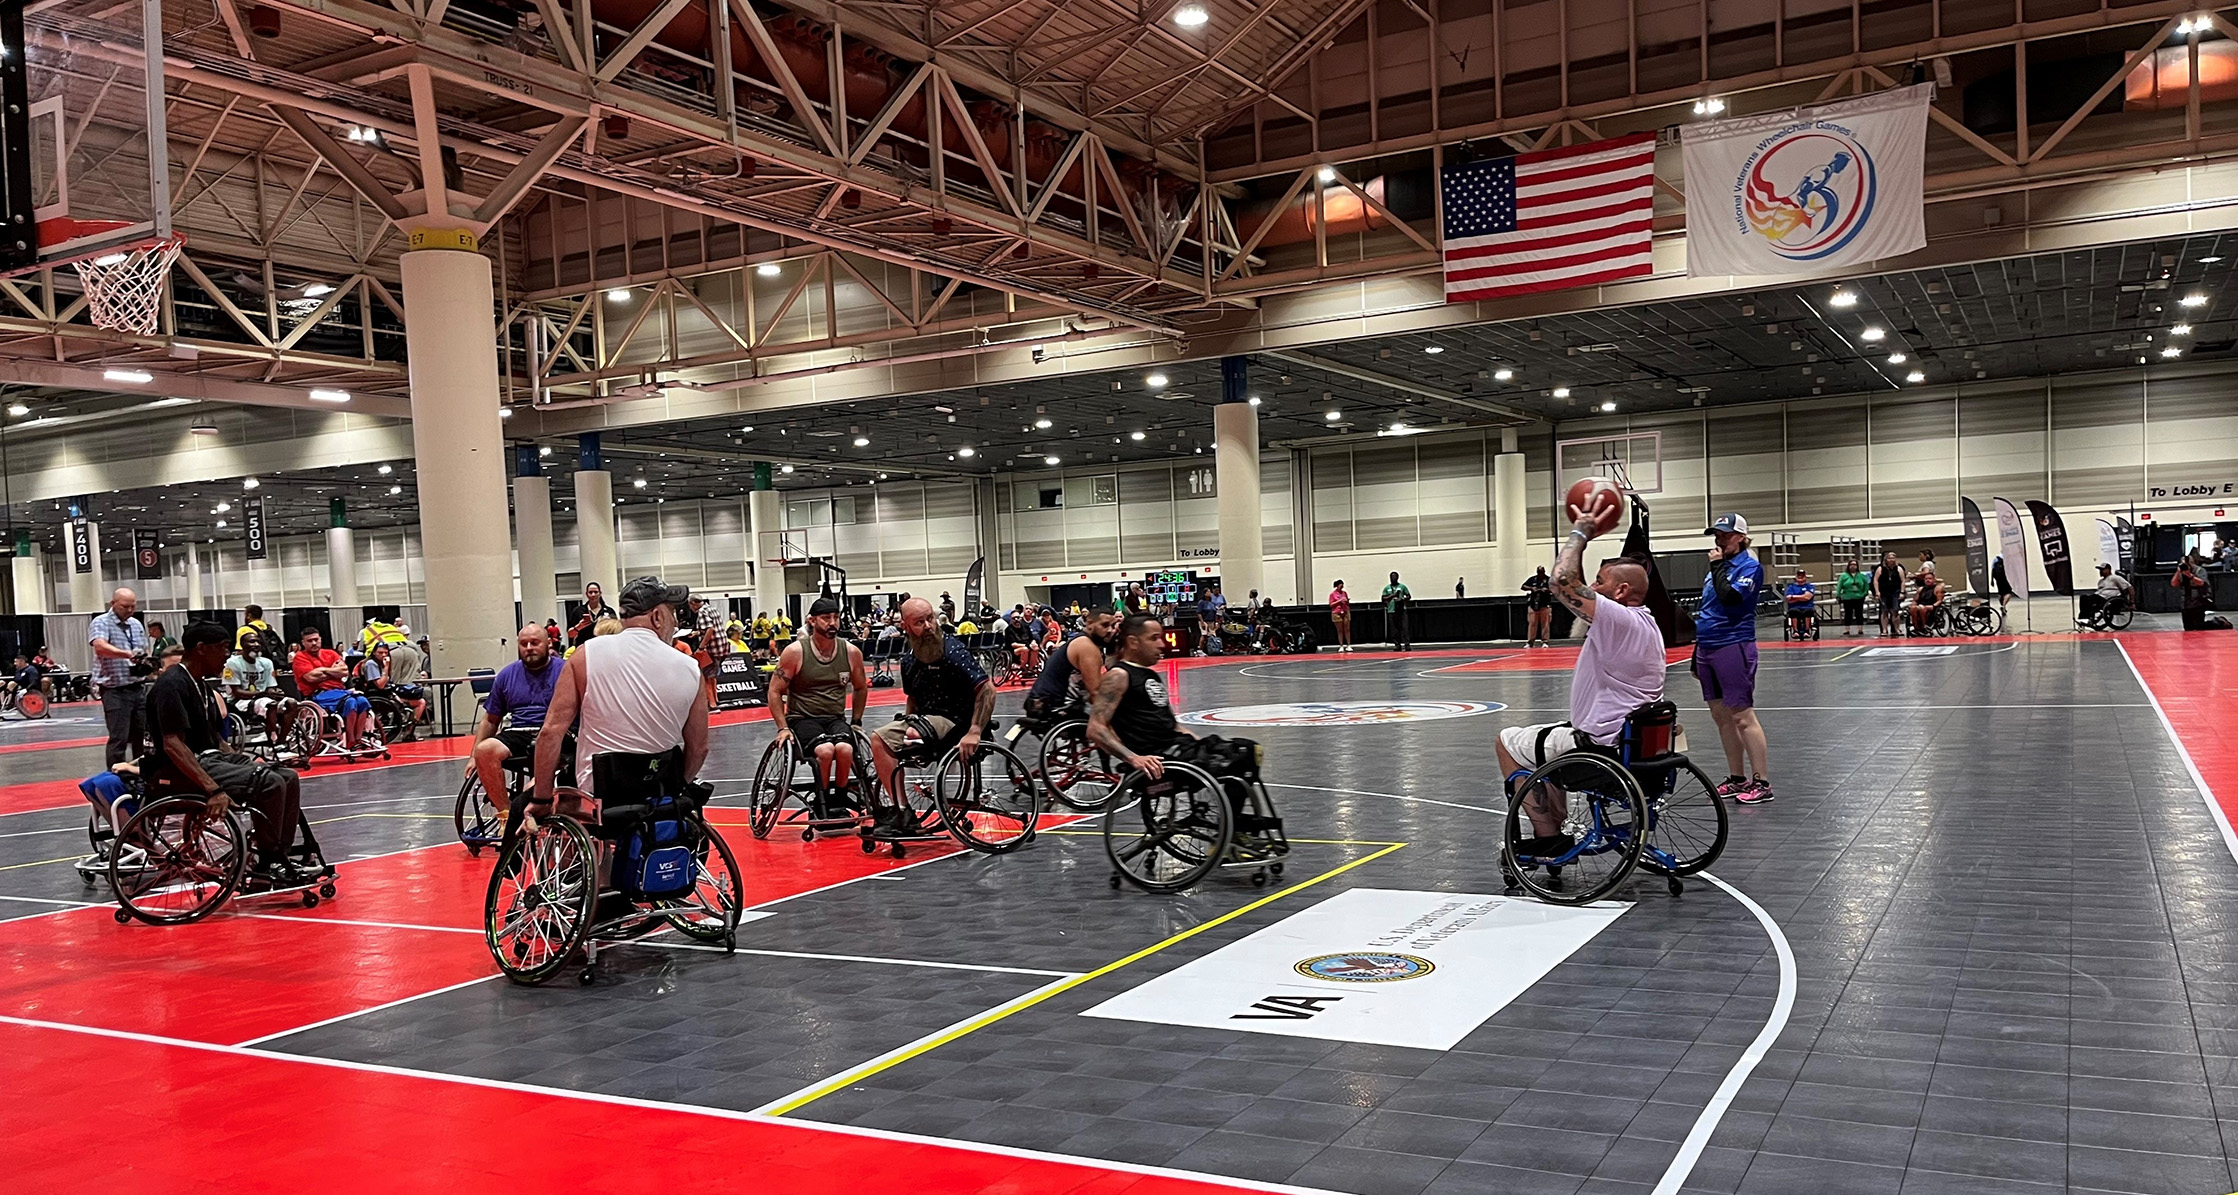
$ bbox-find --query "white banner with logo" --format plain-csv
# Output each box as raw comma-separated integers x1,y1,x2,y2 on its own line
1682,85,1932,277
2098,519,2122,572
1080,888,1628,1050
1994,497,2032,599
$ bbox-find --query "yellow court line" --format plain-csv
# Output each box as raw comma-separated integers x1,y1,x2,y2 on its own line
762,840,1407,1115
1828,646,1864,662
0,853,84,872
1034,828,1405,847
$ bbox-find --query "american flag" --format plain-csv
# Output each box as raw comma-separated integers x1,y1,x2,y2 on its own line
1441,133,1657,303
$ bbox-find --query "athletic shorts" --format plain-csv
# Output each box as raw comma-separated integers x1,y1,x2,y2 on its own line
1498,722,1597,770
495,727,539,758
873,715,957,754
312,688,371,716
231,697,278,719
788,713,854,746
1692,642,1758,711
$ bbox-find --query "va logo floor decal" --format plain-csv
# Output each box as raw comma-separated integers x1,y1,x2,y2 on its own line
1294,952,1436,983
1179,700,1503,727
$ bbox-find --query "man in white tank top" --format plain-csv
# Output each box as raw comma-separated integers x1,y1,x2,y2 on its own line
535,576,709,802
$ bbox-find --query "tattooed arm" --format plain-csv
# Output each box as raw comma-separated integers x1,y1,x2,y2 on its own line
1551,491,1616,622
1086,667,1162,778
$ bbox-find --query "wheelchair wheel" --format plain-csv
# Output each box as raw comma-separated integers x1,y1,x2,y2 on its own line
108,796,246,926
16,689,45,719
749,738,794,839
485,814,598,984
1500,752,1646,906
283,706,320,765
1039,720,1120,811
453,770,505,853
1104,762,1232,892
665,818,745,945
2107,604,2134,631
1637,760,1728,878
935,741,1040,853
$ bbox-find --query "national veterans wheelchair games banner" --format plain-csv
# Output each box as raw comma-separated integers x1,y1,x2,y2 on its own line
2026,500,2075,594
2098,519,2122,573
1681,85,1931,277
1960,497,1991,595
1994,497,2032,599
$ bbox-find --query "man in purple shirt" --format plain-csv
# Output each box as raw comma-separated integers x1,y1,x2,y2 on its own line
466,625,564,811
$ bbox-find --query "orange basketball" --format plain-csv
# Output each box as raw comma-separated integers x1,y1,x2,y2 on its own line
1564,476,1624,537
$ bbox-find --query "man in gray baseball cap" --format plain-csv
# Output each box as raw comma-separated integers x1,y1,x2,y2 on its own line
534,575,708,807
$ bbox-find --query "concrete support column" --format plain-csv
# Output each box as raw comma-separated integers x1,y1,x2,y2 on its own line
514,444,558,627
12,530,45,615
1214,357,1264,601
749,462,783,619
974,476,1001,611
326,497,359,607
66,518,101,612
1494,447,1529,589
185,541,204,610
574,434,618,598
399,240,515,675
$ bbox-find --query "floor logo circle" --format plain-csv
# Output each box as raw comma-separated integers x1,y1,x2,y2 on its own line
1294,952,1437,983
1179,700,1503,727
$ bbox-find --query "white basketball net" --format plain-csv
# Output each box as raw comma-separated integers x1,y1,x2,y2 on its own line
72,234,184,335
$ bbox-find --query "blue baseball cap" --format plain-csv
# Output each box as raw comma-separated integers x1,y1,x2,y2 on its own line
1706,513,1750,536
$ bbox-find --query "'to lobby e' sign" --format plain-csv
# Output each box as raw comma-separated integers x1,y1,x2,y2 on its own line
2148,481,2238,501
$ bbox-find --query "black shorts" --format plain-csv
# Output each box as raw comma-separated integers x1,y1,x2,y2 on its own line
496,727,540,757
788,713,854,746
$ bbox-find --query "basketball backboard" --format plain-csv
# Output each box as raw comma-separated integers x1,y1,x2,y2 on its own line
10,0,172,272
1555,430,1663,497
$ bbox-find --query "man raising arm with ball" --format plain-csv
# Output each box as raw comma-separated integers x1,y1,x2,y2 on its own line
1493,481,1667,853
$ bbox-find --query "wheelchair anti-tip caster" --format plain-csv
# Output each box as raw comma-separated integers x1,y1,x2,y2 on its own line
801,829,814,842
860,835,876,854
113,908,130,924
1251,871,1268,887
891,843,907,859
1667,877,1684,897
577,968,595,986
301,892,319,908
1271,862,1284,876
1501,867,1520,890
1109,873,1122,889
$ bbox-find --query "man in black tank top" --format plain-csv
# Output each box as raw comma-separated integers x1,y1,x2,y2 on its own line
1087,613,1189,777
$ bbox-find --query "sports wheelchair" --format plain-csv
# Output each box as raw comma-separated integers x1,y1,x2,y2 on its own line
748,722,878,842
219,697,312,766
2078,594,2133,632
1005,706,1122,812
454,727,576,853
484,749,745,986
1781,601,1821,641
72,763,336,925
1499,702,1729,905
295,691,391,765
1904,599,1954,638
1,683,49,719
861,713,1042,858
1102,736,1289,892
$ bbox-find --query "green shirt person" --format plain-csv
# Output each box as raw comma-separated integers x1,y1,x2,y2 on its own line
1834,566,1871,602
1381,572,1414,650
1381,577,1412,612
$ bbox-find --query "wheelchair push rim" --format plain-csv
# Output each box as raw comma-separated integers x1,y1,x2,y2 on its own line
1500,752,1647,905
935,741,1041,853
454,771,506,849
485,814,598,984
1104,761,1232,892
108,796,248,926
1637,759,1728,878
664,815,745,944
748,738,793,839
1038,721,1121,812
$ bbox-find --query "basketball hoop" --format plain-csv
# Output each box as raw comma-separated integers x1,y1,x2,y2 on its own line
38,218,183,336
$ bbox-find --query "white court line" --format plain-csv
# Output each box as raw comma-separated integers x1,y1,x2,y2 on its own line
2116,641,2238,866
1649,871,1796,1195
233,974,503,1047
0,893,96,906
3,1013,1353,1195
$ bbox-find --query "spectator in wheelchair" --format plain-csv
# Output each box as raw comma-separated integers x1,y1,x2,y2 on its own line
222,635,295,747
1024,608,1119,724
292,628,372,749
1495,499,1668,858
867,596,995,834
2080,563,2133,630
1783,570,1817,635
768,596,872,818
1910,567,1946,635
7,652,44,704
468,625,564,811
153,622,309,884
357,644,428,737
533,576,709,812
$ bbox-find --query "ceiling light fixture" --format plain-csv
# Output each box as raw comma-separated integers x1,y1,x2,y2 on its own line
1829,290,1858,308
1172,3,1208,27
1493,368,1514,381
103,368,153,384
91,251,127,267
1600,401,1618,412
1044,454,1061,466
1247,396,1261,406
1316,166,1336,183
1860,327,1886,341
1146,372,1168,388
308,388,350,403
852,436,870,447
2172,323,2194,335
2163,345,2183,358
1130,431,1146,441
216,519,227,528
1423,345,1444,354
1552,386,1572,398
377,464,393,475
756,262,781,277
538,446,552,457
388,485,402,495
2182,293,2209,307
4,403,25,416
1035,418,1053,429
606,288,631,301
189,421,218,435
499,408,513,419
956,446,976,458
1692,97,1726,115
1887,352,1907,364
780,464,794,474
214,502,231,513
632,477,648,488
1324,410,1341,421
300,282,334,298
1906,370,1926,383
242,478,259,489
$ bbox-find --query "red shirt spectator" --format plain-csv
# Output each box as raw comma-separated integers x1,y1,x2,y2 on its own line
291,631,348,695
